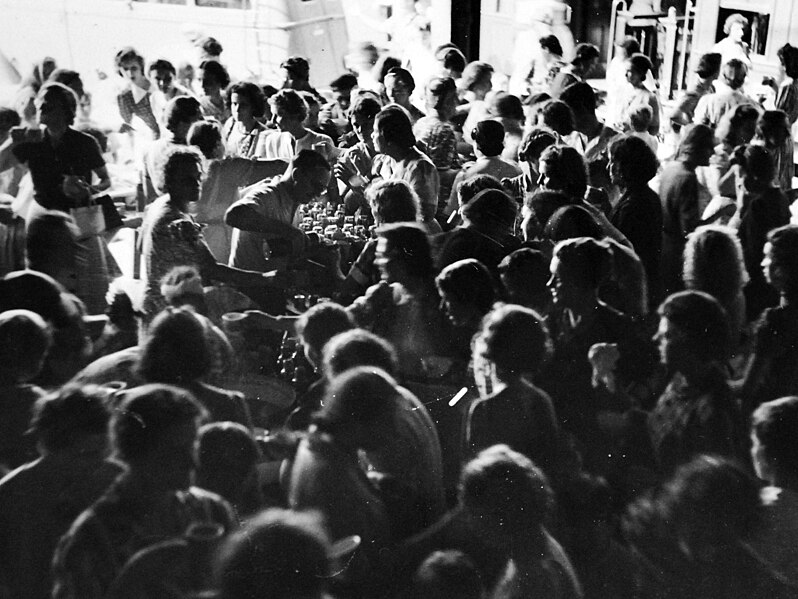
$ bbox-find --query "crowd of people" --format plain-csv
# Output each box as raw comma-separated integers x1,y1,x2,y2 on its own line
1,15,798,599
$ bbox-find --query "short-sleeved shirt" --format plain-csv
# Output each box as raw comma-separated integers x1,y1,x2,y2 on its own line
693,89,757,128
375,148,440,226
227,177,298,271
140,195,211,322
13,128,104,212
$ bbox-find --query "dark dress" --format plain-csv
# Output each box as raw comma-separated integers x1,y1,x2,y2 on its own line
660,161,701,297
737,186,790,320
466,379,559,476
648,366,743,474
12,128,104,212
610,185,664,305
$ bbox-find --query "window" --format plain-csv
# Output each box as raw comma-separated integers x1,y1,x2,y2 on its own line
715,7,771,56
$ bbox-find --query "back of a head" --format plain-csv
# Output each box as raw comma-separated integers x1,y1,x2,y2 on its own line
540,100,575,136
295,301,355,357
778,43,798,79
292,148,331,174
572,43,600,66
322,328,398,380
460,444,552,528
740,143,775,185
474,303,551,378
539,34,564,57
350,94,382,121
216,508,331,599
696,52,722,79
375,104,416,149
412,550,484,599
518,126,557,163
629,104,653,132
164,95,202,133
438,46,467,74
722,58,747,90
489,93,524,121
330,73,358,92
618,36,640,57
281,55,311,81
435,258,497,315
628,53,653,77
0,309,52,382
26,210,80,273
498,248,550,297
367,179,422,224
752,396,798,479
377,222,434,279
138,306,211,384
199,60,231,88
426,76,457,107
0,270,69,328
197,421,260,502
457,174,505,207
559,81,597,115
472,119,505,157
314,366,398,432
112,383,206,464
658,290,730,363
461,61,494,92
683,225,747,302
160,265,204,307
756,109,790,146
461,188,517,230
374,56,402,83
552,236,613,292
188,120,222,159
30,383,110,453
199,36,223,58
678,123,715,160
544,205,602,242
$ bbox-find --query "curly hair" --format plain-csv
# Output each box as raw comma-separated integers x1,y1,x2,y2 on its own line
608,134,659,187
436,259,497,316
474,303,551,377
539,144,587,200
226,81,266,118
367,179,421,224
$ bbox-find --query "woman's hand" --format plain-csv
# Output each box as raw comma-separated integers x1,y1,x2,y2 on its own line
62,175,92,201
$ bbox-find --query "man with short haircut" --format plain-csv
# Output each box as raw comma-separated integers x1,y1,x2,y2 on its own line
693,58,757,128
0,385,122,599
52,384,235,599
549,43,600,98
320,72,359,142
226,149,331,271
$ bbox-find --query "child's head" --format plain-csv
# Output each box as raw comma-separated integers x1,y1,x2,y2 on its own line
425,76,458,119
412,550,484,599
0,309,52,383
114,47,147,85
629,104,653,133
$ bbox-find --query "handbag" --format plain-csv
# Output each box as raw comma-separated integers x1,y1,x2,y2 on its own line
70,198,105,237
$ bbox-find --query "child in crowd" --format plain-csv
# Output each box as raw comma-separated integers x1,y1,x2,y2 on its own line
629,104,658,153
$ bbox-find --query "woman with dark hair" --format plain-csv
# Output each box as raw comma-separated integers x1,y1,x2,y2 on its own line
774,43,798,126
502,126,557,206
373,105,440,230
608,134,663,303
383,67,424,123
738,225,798,415
624,455,795,599
660,123,716,296
467,304,560,477
198,60,231,122
138,306,252,429
222,81,267,158
488,92,525,161
349,223,449,378
538,144,586,200
538,99,575,138
619,54,660,135
446,120,522,218
648,291,743,472
434,188,521,275
755,109,793,192
730,143,790,319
